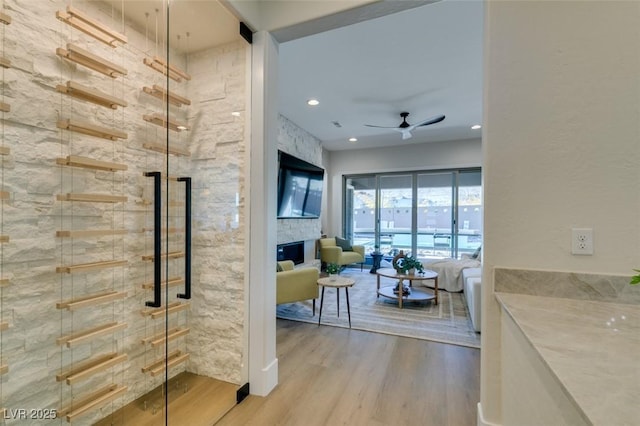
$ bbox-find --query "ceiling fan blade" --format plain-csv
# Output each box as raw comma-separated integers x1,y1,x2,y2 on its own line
364,124,398,129
414,114,446,128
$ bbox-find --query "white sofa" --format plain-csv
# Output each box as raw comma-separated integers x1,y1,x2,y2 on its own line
462,267,482,332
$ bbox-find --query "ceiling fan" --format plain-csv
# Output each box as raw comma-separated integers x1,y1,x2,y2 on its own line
365,112,445,140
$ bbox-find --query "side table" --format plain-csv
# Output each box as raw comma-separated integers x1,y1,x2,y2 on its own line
317,276,355,328
369,252,384,273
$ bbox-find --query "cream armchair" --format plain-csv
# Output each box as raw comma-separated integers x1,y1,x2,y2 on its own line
318,237,365,271
276,260,319,315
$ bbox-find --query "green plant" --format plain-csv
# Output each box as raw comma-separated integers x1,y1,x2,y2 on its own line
631,269,640,285
326,263,340,275
398,255,424,274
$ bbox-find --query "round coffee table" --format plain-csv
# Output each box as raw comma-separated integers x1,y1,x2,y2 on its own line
376,268,438,309
317,276,355,327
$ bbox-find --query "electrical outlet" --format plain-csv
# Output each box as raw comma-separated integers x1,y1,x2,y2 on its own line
572,228,593,255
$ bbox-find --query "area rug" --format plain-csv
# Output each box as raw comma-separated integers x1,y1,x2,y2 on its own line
276,269,481,348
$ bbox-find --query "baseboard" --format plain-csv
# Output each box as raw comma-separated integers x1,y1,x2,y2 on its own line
477,402,501,426
250,357,278,397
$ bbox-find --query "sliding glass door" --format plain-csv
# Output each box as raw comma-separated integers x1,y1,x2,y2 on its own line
345,169,481,264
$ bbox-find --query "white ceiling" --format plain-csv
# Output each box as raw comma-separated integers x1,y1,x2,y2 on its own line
101,0,484,152
278,0,484,151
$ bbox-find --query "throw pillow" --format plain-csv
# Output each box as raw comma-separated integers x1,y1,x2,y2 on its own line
471,246,482,260
335,237,353,251
276,262,283,272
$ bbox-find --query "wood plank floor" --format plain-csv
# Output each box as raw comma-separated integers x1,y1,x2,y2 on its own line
218,319,480,426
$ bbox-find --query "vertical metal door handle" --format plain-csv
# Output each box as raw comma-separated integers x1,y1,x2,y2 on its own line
144,171,162,308
177,177,191,300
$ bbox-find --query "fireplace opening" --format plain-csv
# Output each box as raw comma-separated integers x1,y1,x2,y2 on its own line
277,241,305,265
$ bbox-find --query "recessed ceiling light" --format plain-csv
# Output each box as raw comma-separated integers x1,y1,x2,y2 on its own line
307,99,319,106
231,111,241,117
471,124,482,130
348,137,357,142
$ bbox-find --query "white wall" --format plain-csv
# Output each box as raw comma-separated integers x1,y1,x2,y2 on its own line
326,138,481,236
482,1,640,424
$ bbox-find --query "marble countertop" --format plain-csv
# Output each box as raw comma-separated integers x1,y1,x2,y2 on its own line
496,292,640,426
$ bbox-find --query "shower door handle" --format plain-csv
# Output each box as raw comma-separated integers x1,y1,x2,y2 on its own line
144,171,162,308
177,177,191,300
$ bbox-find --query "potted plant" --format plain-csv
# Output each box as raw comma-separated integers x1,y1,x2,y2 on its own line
398,255,424,275
631,269,640,285
326,263,340,280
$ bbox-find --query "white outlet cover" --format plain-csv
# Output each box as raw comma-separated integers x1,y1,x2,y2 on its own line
572,228,593,255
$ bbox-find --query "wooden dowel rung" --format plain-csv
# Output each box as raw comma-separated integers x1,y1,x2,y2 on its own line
56,155,127,172
0,12,11,25
0,236,8,243
57,81,127,109
141,277,184,290
58,384,127,421
56,259,127,274
0,102,9,113
143,114,189,132
0,191,9,200
141,251,185,261
56,193,128,203
0,147,10,156
56,229,127,238
65,6,127,44
0,322,8,331
152,56,191,81
56,291,126,311
150,352,190,376
57,118,127,141
142,227,185,234
0,57,11,69
56,44,127,78
0,279,9,287
141,301,190,318
57,322,127,347
143,57,182,82
141,327,189,347
57,353,127,385
0,365,7,375
142,85,191,106
142,141,190,157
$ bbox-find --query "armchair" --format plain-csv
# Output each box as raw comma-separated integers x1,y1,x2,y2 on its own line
276,260,320,315
318,237,365,271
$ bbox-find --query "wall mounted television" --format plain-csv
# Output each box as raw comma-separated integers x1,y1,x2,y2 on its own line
277,150,324,219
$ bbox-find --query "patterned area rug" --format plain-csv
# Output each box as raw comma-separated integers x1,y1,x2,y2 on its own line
276,269,481,348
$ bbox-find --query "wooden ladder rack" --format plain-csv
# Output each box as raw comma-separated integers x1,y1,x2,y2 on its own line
56,259,127,274
58,384,127,422
143,57,191,82
142,85,191,107
142,141,190,157
56,155,127,172
56,43,127,78
141,350,189,376
56,193,128,203
57,322,127,348
56,229,127,238
57,81,127,109
56,290,127,311
57,118,127,141
141,251,185,262
143,113,189,132
141,301,190,319
141,327,189,347
56,6,127,47
141,276,184,290
0,102,9,113
57,352,127,385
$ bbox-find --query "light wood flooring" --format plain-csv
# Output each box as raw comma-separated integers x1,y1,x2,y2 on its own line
217,319,480,426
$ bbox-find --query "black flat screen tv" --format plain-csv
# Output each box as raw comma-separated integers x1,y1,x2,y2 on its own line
277,151,324,219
